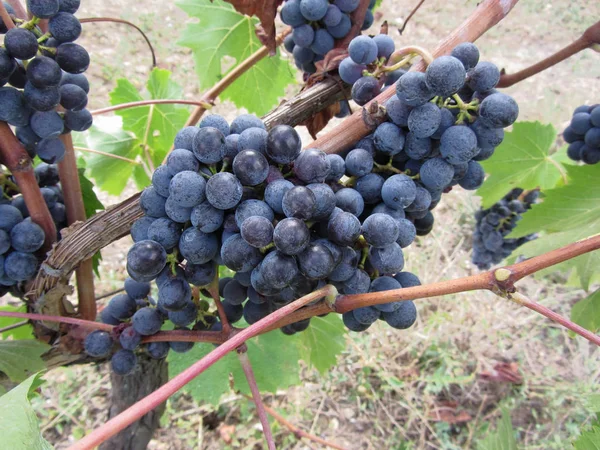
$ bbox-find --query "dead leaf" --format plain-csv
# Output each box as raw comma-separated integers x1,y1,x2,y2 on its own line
219,424,236,444
428,402,472,424
224,0,282,54
479,362,523,384
300,103,341,139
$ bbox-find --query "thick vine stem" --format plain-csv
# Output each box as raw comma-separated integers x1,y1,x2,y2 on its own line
238,352,276,450
308,0,521,156
497,20,600,88
0,2,15,29
79,17,157,67
0,122,57,251
67,285,336,450
58,133,96,321
0,311,114,331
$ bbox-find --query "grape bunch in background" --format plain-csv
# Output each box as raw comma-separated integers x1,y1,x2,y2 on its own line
471,188,538,270
0,0,92,164
563,104,600,165
0,163,67,296
281,0,375,76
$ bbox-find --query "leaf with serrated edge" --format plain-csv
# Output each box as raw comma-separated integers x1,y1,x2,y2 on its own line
477,408,517,450
168,329,301,406
477,122,566,209
0,341,49,383
297,315,346,374
571,290,600,334
0,373,53,450
574,425,600,450
109,68,190,167
177,0,295,115
510,164,600,237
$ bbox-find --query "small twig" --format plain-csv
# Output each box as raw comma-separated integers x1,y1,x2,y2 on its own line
0,311,113,331
242,394,347,450
79,17,157,68
0,2,15,30
238,351,276,450
398,0,426,35
59,133,97,321
95,287,126,301
90,99,209,116
507,291,600,347
74,146,142,165
0,320,29,334
67,285,337,450
207,275,232,335
497,20,600,87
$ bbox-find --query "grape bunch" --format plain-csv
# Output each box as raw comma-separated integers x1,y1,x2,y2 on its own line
0,163,67,297
281,0,376,76
563,104,600,165
0,0,92,164
339,33,404,105
471,188,538,270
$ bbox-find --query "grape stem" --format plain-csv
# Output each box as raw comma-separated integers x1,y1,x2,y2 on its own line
237,351,276,450
207,275,232,335
0,320,28,334
497,20,600,88
379,54,414,75
387,46,434,68
0,311,114,331
240,393,348,450
67,285,336,450
79,17,157,68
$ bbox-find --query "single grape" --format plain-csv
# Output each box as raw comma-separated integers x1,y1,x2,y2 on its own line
351,76,380,106
478,93,519,128
458,160,485,190
338,57,366,85
383,301,417,329
451,43,480,70
297,243,335,279
293,148,331,183
311,29,334,55
381,174,417,210
147,341,170,359
119,326,142,351
132,307,163,336
467,62,500,92
233,149,269,186
205,172,243,210
335,188,364,217
343,311,371,331
327,211,360,246
235,200,274,228
56,43,90,74
369,243,405,274
396,218,417,248
190,201,224,233
282,186,316,220
273,218,311,255
407,103,442,138
326,13,351,39
372,34,395,59
4,28,39,60
355,173,384,205
84,330,113,357
9,219,44,253
292,24,315,48
353,306,380,325
374,122,405,155
127,239,167,281
168,301,198,327
48,12,81,42
425,55,466,98
396,72,432,106
348,36,378,65
440,126,478,165
221,233,262,272
362,213,400,248
280,0,305,26
419,157,455,191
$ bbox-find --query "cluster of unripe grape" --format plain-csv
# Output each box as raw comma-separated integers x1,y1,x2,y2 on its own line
0,0,92,164
471,188,538,270
0,163,67,296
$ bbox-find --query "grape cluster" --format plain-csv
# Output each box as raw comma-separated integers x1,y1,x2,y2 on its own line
564,104,600,165
0,0,92,164
471,188,538,270
0,163,67,297
281,0,375,76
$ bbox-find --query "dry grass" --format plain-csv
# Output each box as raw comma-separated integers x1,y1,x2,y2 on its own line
9,0,600,448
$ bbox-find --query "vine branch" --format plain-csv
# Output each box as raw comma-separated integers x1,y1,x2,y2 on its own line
238,351,276,450
79,17,157,68
497,20,600,88
58,133,96,321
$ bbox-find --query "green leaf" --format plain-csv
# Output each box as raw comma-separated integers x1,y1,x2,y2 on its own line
574,425,600,450
571,290,600,334
296,315,346,374
0,305,34,340
586,395,600,413
0,340,49,382
510,164,600,237
109,68,190,167
177,0,295,115
477,409,517,450
84,124,141,195
168,329,302,406
477,122,566,208
0,373,53,450
77,169,104,219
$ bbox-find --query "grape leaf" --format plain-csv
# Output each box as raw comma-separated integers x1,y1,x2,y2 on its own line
477,409,517,450
177,0,295,115
0,305,34,340
168,329,301,406
574,417,600,450
509,164,600,237
77,169,104,219
296,315,346,374
109,68,190,167
477,122,567,209
0,340,49,383
571,290,600,334
219,0,281,53
0,373,53,450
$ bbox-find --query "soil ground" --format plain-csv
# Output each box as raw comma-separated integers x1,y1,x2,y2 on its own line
3,0,600,448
